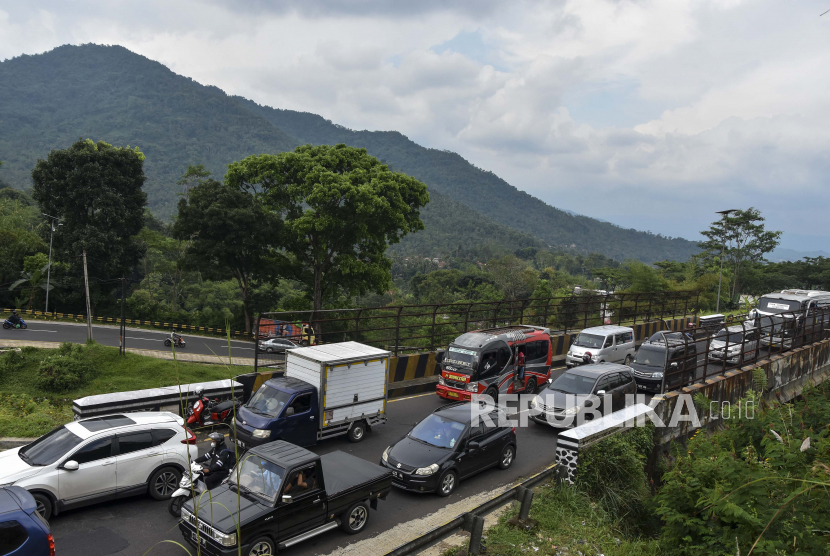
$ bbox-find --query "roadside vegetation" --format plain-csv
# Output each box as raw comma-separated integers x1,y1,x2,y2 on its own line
0,343,252,437
450,380,830,556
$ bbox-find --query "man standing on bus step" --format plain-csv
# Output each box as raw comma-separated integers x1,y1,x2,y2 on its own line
514,347,526,391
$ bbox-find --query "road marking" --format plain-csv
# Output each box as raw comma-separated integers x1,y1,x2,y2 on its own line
26,330,58,333
388,392,435,403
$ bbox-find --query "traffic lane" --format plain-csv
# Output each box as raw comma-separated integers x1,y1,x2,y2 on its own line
0,320,255,359
48,392,561,556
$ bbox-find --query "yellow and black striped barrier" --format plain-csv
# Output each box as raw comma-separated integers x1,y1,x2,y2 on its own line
1,308,255,339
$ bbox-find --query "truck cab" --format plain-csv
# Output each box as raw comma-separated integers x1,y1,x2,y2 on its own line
234,342,390,450
179,440,392,555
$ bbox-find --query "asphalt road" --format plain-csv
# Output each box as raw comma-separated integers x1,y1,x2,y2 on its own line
48,392,563,556
0,320,256,360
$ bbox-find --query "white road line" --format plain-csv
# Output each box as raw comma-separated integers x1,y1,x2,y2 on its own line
24,330,58,333
388,392,435,403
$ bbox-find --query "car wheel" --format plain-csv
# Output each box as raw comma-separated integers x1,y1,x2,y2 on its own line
347,420,367,443
499,444,515,470
247,536,275,556
624,355,632,365
33,493,52,521
149,467,181,500
525,378,537,395
341,502,370,534
265,347,274,353
485,387,498,406
437,469,457,496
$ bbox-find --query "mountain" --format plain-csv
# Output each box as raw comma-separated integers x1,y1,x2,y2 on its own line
767,248,830,263
0,44,701,262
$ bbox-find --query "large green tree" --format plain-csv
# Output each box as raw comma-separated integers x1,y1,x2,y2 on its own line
225,144,429,321
31,139,147,295
700,208,781,304
174,168,281,333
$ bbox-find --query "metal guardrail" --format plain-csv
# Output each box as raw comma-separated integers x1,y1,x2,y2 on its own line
383,463,560,556
654,306,830,394
255,291,699,363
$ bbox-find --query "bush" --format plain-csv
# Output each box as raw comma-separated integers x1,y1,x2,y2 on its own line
576,423,656,531
35,342,95,393
0,349,26,373
0,394,73,437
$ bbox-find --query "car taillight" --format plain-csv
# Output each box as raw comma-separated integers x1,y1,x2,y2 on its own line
181,428,197,444
512,427,516,433
47,534,55,556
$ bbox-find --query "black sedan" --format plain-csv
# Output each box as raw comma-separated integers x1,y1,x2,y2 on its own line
379,402,517,496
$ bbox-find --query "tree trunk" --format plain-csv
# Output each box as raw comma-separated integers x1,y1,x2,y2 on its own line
233,270,251,334
312,266,324,340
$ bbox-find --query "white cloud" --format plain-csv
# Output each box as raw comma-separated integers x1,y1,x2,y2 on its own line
1,0,829,250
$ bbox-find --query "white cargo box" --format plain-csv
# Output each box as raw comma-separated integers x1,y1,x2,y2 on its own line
285,342,390,429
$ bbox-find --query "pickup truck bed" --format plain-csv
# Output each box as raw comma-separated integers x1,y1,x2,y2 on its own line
322,451,392,513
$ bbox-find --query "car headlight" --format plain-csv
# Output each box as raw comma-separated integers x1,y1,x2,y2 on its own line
382,447,390,463
563,406,580,415
466,381,478,392
414,463,440,476
230,416,236,426
181,506,191,520
652,372,664,379
567,351,572,356
252,429,271,439
217,531,237,547
529,398,538,409
438,376,445,386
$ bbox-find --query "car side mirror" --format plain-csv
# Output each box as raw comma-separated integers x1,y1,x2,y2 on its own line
547,378,553,384
467,441,480,452
62,460,79,471
596,390,606,396
435,352,445,364
670,362,678,368
285,407,295,416
281,495,292,504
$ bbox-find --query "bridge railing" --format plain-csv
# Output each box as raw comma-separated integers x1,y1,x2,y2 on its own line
254,290,699,368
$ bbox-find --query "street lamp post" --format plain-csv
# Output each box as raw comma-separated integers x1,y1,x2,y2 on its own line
715,209,738,313
43,213,61,315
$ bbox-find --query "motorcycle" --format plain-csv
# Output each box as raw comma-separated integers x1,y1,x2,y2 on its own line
164,336,186,348
187,394,240,428
2,318,27,330
168,462,206,517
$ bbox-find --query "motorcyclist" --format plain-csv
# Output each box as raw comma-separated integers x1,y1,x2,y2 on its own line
195,432,236,489
8,310,21,326
170,330,183,346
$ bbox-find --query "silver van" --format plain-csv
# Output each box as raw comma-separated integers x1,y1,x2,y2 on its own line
566,325,636,368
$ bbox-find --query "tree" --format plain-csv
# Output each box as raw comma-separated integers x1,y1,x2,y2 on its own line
9,253,51,310
174,172,281,334
225,144,429,323
486,255,538,299
700,208,781,304
31,139,147,292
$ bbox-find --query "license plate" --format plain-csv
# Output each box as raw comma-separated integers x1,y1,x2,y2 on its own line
638,384,648,390
447,391,458,398
237,440,246,448
192,532,207,547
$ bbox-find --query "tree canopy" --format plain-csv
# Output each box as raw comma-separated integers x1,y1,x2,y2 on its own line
31,139,147,286
225,144,430,317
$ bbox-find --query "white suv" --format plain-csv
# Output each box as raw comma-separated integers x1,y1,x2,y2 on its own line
0,412,197,520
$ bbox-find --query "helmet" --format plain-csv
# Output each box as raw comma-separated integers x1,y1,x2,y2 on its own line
208,432,225,447
194,388,204,399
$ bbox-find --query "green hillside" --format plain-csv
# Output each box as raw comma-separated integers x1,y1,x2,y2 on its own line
0,44,299,217
236,99,702,263
0,44,701,263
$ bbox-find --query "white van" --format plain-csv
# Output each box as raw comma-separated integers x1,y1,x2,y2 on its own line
566,325,636,368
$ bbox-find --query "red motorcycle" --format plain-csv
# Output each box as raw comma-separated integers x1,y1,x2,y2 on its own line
186,389,240,428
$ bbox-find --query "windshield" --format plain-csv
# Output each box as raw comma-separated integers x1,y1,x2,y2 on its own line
547,372,597,395
633,346,666,369
409,414,466,449
758,298,801,315
19,426,83,466
444,346,477,370
231,456,285,503
246,384,292,418
572,333,605,349
713,330,744,344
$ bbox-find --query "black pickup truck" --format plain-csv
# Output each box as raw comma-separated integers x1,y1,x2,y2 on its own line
179,440,392,555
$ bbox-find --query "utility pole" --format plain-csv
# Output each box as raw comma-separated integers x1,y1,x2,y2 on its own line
43,214,60,315
82,249,93,342
119,277,126,355
715,209,738,313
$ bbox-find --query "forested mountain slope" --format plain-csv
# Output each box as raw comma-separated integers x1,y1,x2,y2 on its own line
237,99,701,262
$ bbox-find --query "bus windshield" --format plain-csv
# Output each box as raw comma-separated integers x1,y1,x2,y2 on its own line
444,346,477,369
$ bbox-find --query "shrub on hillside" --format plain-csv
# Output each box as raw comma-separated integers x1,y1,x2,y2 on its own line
0,349,26,374
0,393,73,437
35,343,95,393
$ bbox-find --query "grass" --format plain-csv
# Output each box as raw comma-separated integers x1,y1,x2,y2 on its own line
0,343,252,437
443,483,661,556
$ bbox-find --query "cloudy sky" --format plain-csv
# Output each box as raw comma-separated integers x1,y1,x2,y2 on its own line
2,0,829,250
